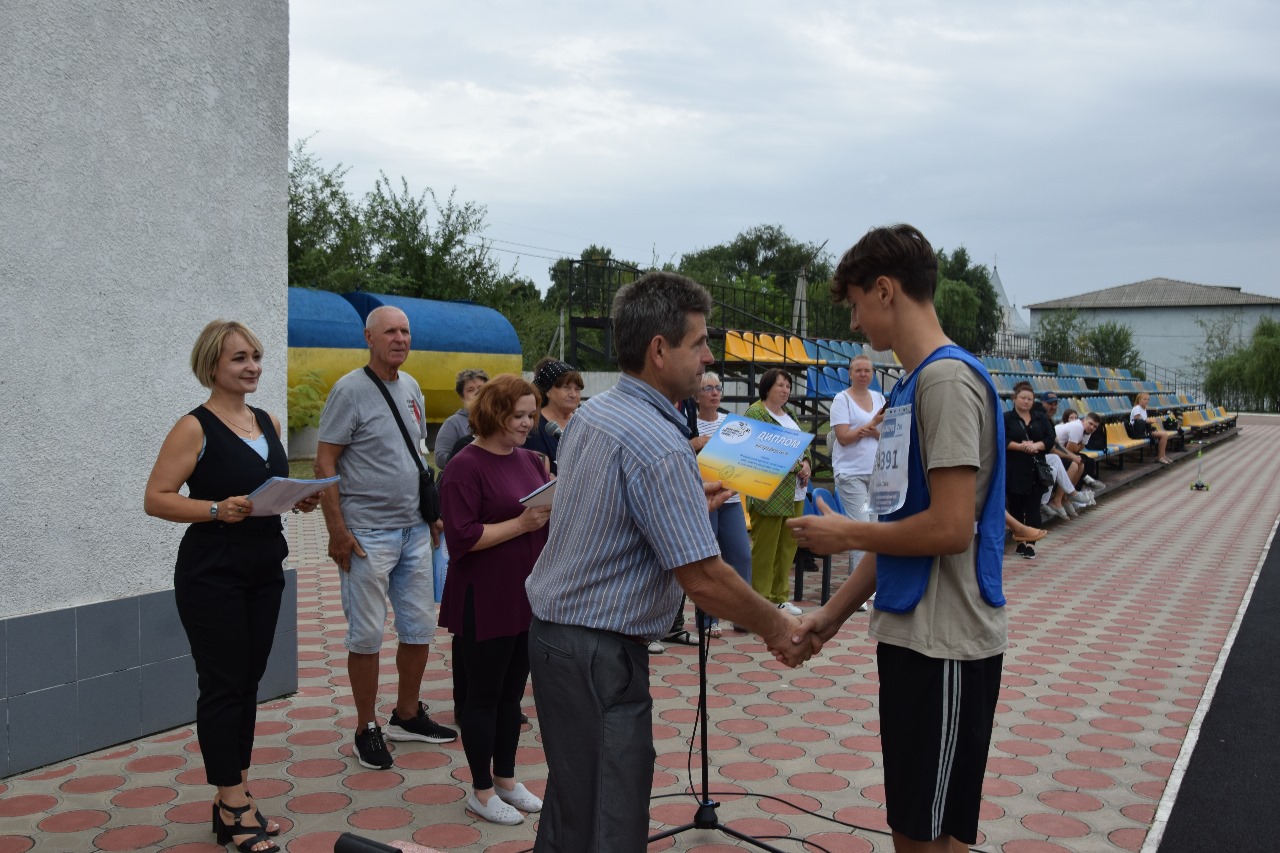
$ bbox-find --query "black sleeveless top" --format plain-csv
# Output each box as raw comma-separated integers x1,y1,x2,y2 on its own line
185,406,288,538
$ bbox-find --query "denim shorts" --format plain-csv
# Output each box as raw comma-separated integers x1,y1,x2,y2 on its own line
339,524,436,653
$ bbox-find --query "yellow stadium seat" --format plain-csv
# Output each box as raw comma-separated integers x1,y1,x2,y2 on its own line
724,331,752,362
786,336,816,364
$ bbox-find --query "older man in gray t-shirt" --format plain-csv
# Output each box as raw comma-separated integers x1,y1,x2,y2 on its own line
315,305,456,772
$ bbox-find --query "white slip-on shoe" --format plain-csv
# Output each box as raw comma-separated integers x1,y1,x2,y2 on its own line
467,792,524,825
495,782,543,813
777,601,802,616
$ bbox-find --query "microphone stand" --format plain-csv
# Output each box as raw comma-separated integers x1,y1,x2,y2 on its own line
646,607,789,852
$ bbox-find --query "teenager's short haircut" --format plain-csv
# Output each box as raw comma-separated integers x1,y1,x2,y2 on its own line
1085,412,1103,424
190,320,263,389
830,224,938,304
469,374,542,438
612,272,713,373
757,367,792,401
1012,380,1035,397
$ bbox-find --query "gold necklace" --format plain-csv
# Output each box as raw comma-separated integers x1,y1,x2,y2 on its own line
208,404,255,435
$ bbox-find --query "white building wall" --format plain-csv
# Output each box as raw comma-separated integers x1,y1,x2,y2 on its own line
0,0,290,775
1029,305,1280,379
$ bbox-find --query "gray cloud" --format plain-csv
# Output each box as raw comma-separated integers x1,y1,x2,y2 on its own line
290,0,1280,307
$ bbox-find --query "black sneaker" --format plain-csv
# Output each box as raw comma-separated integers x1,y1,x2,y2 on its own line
354,723,393,769
1022,544,1036,560
386,701,458,743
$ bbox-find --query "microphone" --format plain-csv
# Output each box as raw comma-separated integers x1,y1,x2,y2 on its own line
545,420,563,439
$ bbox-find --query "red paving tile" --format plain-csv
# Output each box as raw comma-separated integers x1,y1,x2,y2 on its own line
91,825,168,851
4,436,1273,852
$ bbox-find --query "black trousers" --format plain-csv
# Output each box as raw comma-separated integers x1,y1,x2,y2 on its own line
174,530,286,787
452,588,530,790
1007,489,1042,531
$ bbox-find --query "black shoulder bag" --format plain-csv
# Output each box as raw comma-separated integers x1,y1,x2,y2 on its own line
363,367,441,524
1016,417,1057,490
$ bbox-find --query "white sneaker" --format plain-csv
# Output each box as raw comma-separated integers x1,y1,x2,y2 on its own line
495,782,543,813
1082,475,1105,491
468,792,524,825
1068,490,1090,506
777,602,802,616
646,641,664,654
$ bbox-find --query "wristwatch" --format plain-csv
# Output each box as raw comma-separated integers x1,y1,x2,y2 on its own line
210,502,219,520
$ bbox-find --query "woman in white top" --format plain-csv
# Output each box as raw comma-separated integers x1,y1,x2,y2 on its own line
1130,392,1174,464
692,372,752,636
828,354,885,585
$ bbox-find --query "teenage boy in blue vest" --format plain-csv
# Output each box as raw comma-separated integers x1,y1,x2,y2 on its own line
787,224,1007,853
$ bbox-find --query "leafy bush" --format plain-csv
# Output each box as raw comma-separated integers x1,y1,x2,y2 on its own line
287,370,329,431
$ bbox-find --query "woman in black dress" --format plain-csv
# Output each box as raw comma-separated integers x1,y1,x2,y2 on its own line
145,321,321,853
1004,381,1053,559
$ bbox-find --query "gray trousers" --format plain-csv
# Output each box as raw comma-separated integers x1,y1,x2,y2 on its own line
529,617,654,853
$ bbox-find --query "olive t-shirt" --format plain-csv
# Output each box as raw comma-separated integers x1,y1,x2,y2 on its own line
869,359,1008,660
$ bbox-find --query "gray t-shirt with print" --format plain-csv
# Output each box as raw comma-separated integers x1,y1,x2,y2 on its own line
318,367,427,530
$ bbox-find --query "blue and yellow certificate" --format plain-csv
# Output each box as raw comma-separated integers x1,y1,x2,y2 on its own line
697,415,815,501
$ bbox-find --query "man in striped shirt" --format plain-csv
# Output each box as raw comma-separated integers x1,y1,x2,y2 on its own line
525,271,818,853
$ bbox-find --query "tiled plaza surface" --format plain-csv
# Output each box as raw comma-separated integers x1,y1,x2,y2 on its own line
1,420,1271,852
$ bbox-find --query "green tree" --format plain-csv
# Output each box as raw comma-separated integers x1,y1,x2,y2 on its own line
288,138,368,292
935,279,981,350
935,246,1002,352
545,245,640,310
678,225,836,334
1192,311,1246,378
288,140,508,302
1078,321,1144,375
1032,308,1088,363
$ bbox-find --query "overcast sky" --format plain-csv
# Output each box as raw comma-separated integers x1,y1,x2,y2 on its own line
289,0,1280,314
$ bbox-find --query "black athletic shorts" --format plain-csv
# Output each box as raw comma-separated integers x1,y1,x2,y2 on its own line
877,642,1003,844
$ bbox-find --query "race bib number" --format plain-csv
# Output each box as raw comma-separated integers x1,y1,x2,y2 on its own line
869,404,911,515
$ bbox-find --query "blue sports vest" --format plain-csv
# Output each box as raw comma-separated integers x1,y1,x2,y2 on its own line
874,345,1007,612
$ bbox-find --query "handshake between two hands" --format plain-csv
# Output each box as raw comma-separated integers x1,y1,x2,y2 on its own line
765,609,837,668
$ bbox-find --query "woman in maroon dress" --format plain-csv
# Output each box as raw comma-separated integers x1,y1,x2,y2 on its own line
440,374,552,825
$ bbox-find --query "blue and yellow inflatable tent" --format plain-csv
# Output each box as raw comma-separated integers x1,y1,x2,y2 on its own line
287,288,523,422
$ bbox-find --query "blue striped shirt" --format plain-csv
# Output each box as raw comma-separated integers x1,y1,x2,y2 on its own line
525,373,721,639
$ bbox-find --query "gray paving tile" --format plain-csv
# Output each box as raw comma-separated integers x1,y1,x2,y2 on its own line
76,597,140,679
7,608,75,695
7,682,77,775
140,655,197,735
78,669,141,754
139,589,189,664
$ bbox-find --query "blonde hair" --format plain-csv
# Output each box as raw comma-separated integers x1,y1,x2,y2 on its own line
190,320,263,388
849,353,872,369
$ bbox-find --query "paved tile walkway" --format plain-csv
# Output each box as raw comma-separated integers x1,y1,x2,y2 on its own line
0,422,1271,852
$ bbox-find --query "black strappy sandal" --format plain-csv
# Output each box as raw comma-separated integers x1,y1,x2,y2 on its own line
214,801,279,853
212,797,280,839
661,629,700,646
